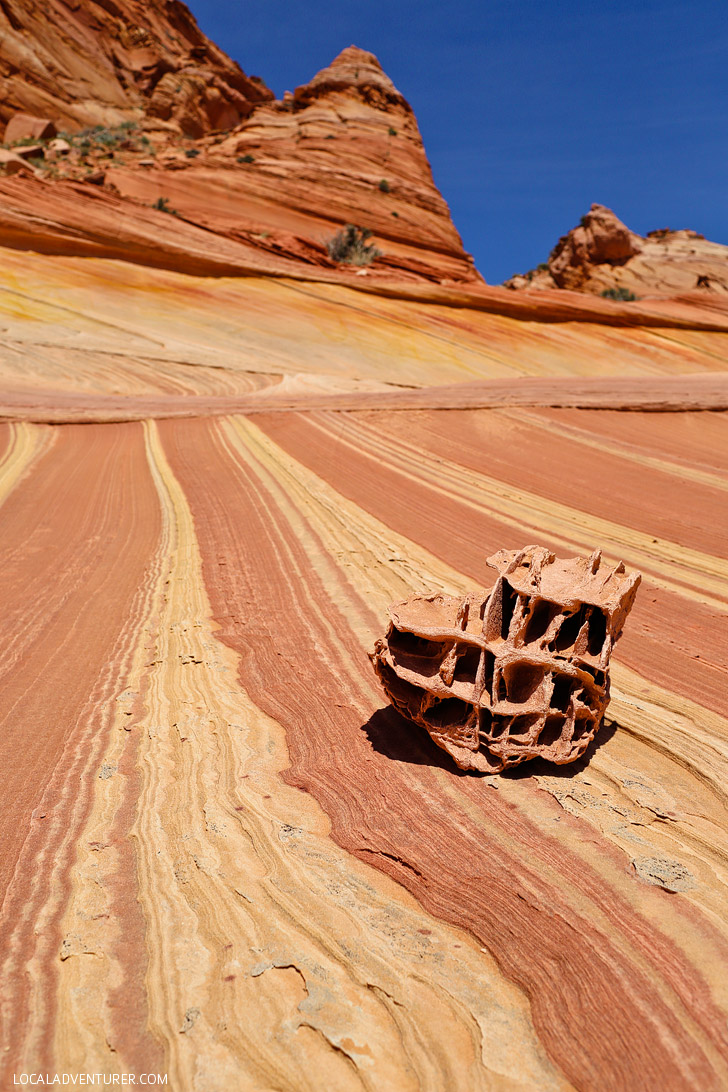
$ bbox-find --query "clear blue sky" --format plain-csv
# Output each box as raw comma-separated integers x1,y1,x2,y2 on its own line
187,0,727,283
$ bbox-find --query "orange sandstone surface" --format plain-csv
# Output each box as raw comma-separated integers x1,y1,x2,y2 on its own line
372,546,642,774
1,3,728,1090
506,202,728,299
0,0,272,135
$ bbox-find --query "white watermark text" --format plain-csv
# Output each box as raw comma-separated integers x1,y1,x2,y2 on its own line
13,1076,167,1086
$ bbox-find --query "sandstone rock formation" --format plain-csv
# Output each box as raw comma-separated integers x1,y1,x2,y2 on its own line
2,2,728,1089
0,147,39,176
4,112,56,142
506,203,728,298
2,1,724,300
0,31,478,285
548,204,643,290
197,44,477,282
372,546,641,773
0,0,272,135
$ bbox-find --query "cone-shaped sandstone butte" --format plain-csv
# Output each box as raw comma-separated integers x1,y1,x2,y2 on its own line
0,16,479,285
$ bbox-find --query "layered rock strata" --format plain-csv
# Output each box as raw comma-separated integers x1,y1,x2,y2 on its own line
2,2,728,1087
0,38,477,285
506,203,728,298
93,44,475,284
372,546,641,773
548,204,643,290
0,0,272,135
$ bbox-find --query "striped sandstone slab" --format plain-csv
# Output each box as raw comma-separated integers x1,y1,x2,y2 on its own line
1,230,727,1089
1,409,726,1089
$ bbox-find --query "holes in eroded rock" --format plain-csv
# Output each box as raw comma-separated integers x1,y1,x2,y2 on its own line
423,696,473,730
483,650,495,694
378,661,424,707
552,605,588,653
538,716,564,747
489,716,507,738
524,598,560,644
574,686,597,711
389,629,442,659
509,713,539,737
500,583,518,639
371,545,640,774
454,643,481,684
550,673,574,711
458,646,494,692
579,664,606,688
487,580,519,641
503,661,544,703
477,708,493,736
571,717,593,742
587,608,608,656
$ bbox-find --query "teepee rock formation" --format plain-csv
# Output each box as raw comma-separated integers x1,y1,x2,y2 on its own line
0,18,477,285
218,45,478,282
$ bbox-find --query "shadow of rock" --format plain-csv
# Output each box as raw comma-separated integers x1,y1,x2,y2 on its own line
362,705,469,775
362,706,618,780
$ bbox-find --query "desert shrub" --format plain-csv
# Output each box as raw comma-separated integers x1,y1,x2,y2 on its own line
67,124,146,153
152,196,178,215
237,154,255,163
379,178,390,193
185,148,200,158
537,262,549,271
326,224,381,266
388,127,397,136
76,125,106,142
93,129,119,147
601,287,638,301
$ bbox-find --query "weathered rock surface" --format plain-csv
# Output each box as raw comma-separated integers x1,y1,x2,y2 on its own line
0,147,39,175
506,203,728,298
0,0,272,135
548,204,643,290
1,4,723,298
2,173,727,328
202,45,477,282
87,44,477,284
372,546,640,772
0,36,478,284
4,112,56,142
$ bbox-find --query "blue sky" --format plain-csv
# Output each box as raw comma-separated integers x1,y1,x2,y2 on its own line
186,0,727,283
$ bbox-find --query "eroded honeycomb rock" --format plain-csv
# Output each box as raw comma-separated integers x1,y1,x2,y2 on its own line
371,546,641,773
